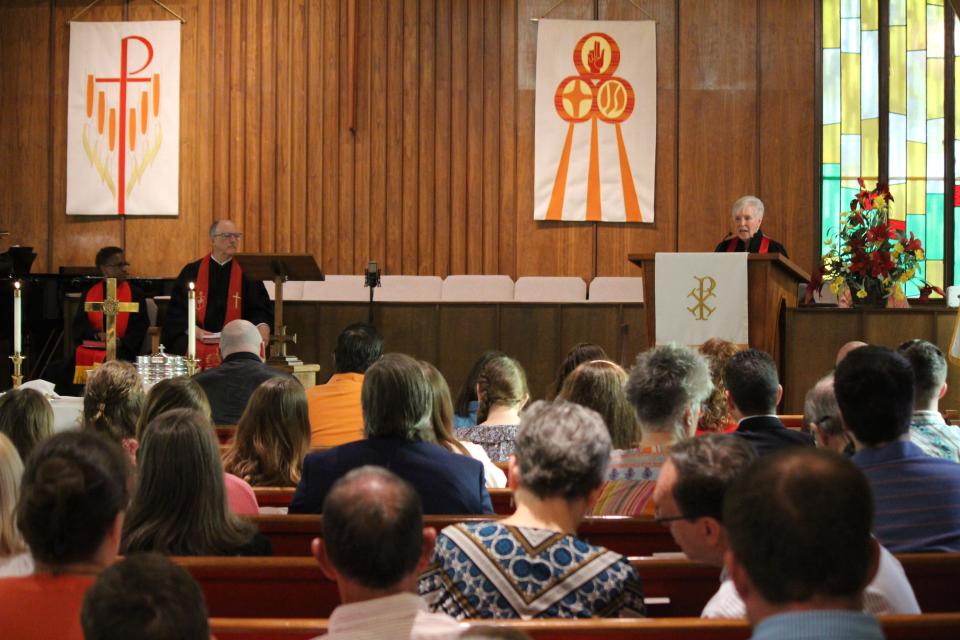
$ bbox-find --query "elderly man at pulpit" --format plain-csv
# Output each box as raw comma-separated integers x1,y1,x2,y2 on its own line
72,247,149,382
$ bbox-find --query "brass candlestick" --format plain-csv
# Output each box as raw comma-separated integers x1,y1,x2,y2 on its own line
10,352,24,388
184,354,200,376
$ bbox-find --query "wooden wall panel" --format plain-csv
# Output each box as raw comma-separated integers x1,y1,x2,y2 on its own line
1,0,819,283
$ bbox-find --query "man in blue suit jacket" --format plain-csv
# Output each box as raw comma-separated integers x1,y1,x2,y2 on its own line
290,352,494,515
725,349,814,457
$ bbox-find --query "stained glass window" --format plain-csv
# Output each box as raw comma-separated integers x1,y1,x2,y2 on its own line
822,0,950,297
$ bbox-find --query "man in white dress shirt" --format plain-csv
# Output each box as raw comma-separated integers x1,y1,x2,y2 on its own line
311,466,464,640
652,435,919,619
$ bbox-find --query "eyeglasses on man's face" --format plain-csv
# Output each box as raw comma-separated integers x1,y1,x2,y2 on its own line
214,233,243,240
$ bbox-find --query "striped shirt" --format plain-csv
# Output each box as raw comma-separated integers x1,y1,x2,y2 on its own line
587,446,666,517
852,440,960,552
749,610,883,640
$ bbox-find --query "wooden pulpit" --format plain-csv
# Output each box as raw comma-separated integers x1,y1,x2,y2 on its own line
234,253,324,387
629,253,810,368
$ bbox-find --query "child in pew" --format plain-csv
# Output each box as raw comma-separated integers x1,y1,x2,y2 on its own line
0,433,31,577
121,409,272,557
81,553,210,640
0,431,132,640
558,360,636,450
455,355,529,463
223,376,311,487
420,400,646,619
138,377,259,515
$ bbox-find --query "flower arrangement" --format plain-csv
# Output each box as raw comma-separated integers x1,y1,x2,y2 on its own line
807,179,941,306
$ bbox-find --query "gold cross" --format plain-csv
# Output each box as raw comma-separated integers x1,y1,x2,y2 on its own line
232,291,241,309
84,277,140,362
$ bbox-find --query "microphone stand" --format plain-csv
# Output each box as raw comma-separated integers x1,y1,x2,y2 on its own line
364,261,381,325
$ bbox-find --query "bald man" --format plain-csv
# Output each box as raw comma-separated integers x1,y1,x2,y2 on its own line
192,319,291,424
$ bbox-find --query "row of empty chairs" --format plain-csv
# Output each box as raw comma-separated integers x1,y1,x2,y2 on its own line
264,275,644,303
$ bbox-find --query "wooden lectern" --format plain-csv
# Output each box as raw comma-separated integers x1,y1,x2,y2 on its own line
235,253,324,387
628,253,810,368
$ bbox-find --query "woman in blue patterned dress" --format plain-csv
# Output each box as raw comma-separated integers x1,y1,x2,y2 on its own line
420,400,645,619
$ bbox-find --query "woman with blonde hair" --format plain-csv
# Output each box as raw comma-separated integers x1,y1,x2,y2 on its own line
421,362,507,488
122,409,271,556
223,377,310,486
83,360,145,463
0,387,54,460
697,338,741,434
137,377,259,515
558,360,636,450
0,433,30,577
455,355,529,463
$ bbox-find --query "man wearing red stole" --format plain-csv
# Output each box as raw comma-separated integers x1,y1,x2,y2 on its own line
714,196,788,257
160,220,273,368
73,247,150,379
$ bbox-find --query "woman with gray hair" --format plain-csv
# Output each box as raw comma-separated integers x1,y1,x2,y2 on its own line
713,195,788,256
589,344,713,517
419,400,645,619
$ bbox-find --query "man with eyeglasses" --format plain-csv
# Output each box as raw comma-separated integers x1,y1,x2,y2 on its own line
73,246,150,369
651,434,918,620
161,220,272,367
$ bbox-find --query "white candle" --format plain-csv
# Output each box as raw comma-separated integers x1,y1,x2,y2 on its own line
13,281,21,354
187,282,196,359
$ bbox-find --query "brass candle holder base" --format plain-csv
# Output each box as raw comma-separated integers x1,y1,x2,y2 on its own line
9,352,24,388
184,354,200,376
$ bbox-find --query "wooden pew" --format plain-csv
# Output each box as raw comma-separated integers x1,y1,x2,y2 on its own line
250,486,514,515
897,553,960,614
249,514,679,557
209,614,960,640
216,425,237,445
176,555,714,619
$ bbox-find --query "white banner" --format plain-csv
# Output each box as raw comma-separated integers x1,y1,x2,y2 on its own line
66,21,181,216
534,20,656,223
655,253,748,346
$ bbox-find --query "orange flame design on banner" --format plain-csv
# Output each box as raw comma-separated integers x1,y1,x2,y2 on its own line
547,33,642,222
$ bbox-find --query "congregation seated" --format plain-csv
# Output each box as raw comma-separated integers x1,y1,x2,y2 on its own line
453,350,505,428
420,400,645,619
550,342,609,398
725,349,814,456
82,360,146,466
290,353,494,515
0,387,53,460
307,322,383,448
835,345,960,552
455,354,529,463
137,376,259,515
192,319,290,425
696,338,741,435
122,409,272,557
0,433,31,577
222,376,311,487
896,339,960,462
802,373,852,454
653,434,919,618
557,359,635,450
312,466,466,638
588,344,712,517
81,553,210,640
725,448,888,639
421,361,506,488
0,431,131,640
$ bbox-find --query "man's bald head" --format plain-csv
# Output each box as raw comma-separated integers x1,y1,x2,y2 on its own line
219,320,263,359
321,466,423,590
836,341,868,365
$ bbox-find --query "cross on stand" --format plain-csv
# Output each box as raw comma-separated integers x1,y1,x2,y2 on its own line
84,277,140,363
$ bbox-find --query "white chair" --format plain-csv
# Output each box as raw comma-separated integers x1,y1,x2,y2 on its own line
441,275,515,302
514,277,587,302
374,276,444,302
588,277,644,303
300,275,368,302
263,280,306,301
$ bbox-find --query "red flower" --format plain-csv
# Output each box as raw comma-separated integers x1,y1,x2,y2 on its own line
865,223,890,243
902,232,922,253
868,250,895,278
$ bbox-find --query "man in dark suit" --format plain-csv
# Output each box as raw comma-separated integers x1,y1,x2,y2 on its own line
290,353,494,515
192,319,288,424
725,348,813,456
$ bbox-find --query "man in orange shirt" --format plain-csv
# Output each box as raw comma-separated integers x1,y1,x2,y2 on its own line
307,323,383,447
